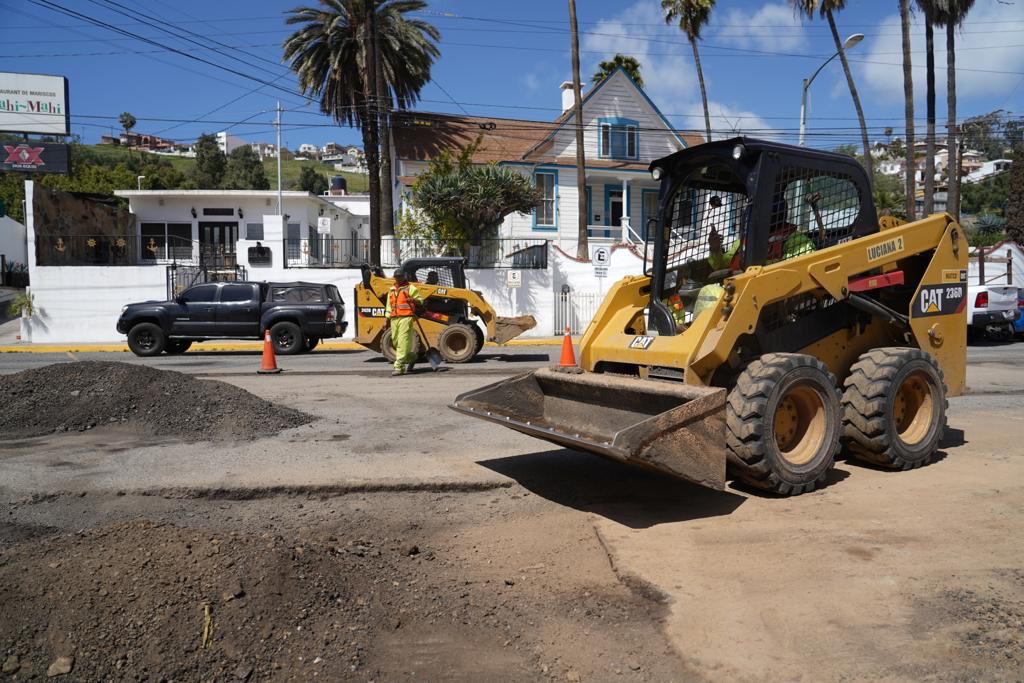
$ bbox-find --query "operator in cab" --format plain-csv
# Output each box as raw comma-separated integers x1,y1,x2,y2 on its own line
385,269,425,376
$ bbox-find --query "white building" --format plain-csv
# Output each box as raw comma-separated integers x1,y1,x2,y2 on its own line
0,215,27,267
298,143,319,157
216,131,246,155
966,159,1013,184
249,142,278,161
391,68,703,252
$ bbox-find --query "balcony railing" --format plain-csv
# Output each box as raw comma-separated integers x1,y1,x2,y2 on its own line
284,238,549,269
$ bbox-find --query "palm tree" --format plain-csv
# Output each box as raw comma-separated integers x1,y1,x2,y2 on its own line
284,0,440,265
792,0,873,181
900,0,916,220
932,0,976,221
917,0,937,214
662,0,715,143
568,0,588,258
592,54,644,88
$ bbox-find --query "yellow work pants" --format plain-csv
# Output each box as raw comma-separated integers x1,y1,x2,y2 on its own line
390,316,417,372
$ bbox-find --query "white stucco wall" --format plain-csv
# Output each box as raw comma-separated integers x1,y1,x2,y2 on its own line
0,215,27,266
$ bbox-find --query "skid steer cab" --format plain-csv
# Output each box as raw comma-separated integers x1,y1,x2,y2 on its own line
354,256,536,364
453,137,967,496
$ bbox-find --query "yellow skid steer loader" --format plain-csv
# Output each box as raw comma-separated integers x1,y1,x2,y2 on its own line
354,257,536,363
452,138,967,495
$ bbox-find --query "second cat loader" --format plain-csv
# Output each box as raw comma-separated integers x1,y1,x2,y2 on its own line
452,138,967,496
354,257,536,363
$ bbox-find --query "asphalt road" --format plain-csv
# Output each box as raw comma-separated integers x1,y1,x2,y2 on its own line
0,344,554,376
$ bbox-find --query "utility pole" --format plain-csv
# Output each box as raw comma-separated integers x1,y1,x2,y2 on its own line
275,101,283,216
364,0,382,267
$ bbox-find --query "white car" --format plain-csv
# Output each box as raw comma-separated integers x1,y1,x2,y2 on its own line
967,284,1019,341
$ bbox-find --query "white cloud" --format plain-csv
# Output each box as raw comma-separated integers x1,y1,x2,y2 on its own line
716,3,807,52
861,1,1024,105
581,0,776,139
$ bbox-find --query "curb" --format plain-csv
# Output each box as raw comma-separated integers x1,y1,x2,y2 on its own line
0,338,565,354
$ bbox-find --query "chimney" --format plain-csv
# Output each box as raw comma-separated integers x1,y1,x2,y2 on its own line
560,81,575,113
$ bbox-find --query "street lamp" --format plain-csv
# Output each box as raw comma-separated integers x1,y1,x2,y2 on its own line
799,33,864,146
136,175,146,190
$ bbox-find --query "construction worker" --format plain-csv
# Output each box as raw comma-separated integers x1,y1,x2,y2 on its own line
385,269,425,376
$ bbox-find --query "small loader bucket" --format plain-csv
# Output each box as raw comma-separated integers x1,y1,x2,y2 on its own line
493,315,538,344
451,368,728,490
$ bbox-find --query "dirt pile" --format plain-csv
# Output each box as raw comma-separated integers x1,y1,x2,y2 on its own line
0,361,312,440
0,491,685,681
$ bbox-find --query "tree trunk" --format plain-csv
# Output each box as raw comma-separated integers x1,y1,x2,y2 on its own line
568,0,589,258
690,36,712,143
924,15,936,214
363,0,382,266
827,9,872,183
900,0,916,220
377,56,395,238
946,21,959,221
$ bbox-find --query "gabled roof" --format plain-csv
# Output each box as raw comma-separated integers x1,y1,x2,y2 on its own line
524,66,688,157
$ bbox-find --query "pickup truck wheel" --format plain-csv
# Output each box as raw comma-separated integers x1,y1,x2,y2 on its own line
304,337,320,352
127,323,166,357
165,340,192,355
271,321,303,356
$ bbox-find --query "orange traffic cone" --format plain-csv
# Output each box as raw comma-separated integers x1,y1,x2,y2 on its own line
257,330,282,374
558,325,577,367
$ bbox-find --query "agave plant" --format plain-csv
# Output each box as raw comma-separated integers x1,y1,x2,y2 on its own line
976,213,1007,234
7,291,34,317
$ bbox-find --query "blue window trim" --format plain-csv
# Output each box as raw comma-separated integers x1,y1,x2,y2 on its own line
597,117,639,160
641,188,659,241
532,168,558,232
603,184,632,238
585,185,592,225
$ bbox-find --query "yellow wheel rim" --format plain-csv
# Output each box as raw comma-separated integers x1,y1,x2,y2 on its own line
773,384,827,465
894,371,935,446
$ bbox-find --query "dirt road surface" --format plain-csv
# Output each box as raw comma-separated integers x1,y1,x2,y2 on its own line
2,344,1023,681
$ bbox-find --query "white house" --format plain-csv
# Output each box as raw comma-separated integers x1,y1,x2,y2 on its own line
216,131,246,155
966,159,1012,184
298,143,320,157
0,215,27,267
391,68,703,252
249,142,278,161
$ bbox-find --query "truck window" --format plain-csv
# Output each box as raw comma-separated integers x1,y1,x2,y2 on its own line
270,286,323,303
220,284,255,302
181,284,218,303
326,285,343,303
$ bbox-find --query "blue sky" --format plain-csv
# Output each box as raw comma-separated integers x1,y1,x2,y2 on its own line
5,0,1023,152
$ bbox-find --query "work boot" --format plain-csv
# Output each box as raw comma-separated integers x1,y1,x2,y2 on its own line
391,366,406,377
407,362,416,374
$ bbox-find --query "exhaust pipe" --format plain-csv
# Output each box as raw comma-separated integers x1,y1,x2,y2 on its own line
451,368,727,490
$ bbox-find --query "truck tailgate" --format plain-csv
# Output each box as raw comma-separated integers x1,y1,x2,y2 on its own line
985,286,1019,310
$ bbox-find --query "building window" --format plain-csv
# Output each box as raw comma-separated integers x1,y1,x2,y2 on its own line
246,223,264,241
535,171,556,228
598,118,639,160
140,222,192,260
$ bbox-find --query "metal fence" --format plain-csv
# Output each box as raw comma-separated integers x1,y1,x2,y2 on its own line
284,238,549,269
554,290,603,335
36,234,138,266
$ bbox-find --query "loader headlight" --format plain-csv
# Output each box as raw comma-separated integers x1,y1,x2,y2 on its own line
732,144,745,160
651,167,663,181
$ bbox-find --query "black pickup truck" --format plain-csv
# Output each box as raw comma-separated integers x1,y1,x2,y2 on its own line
117,281,347,357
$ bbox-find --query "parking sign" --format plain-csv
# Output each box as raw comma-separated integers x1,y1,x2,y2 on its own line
591,246,610,278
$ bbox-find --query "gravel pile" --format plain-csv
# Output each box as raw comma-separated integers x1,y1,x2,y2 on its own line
0,361,312,440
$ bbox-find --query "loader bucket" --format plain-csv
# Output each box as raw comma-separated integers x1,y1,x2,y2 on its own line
451,368,728,490
493,315,537,344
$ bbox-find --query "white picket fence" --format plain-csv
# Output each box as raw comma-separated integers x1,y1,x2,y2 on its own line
554,291,603,335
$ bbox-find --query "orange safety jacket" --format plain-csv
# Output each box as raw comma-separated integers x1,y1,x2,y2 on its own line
387,285,417,317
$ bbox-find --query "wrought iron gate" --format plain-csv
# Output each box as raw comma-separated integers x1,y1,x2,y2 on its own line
166,264,247,299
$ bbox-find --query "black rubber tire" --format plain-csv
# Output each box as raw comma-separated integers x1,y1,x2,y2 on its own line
127,323,166,357
270,321,304,356
164,339,192,355
304,336,320,352
841,348,947,470
380,325,420,363
437,323,477,363
472,324,485,357
726,353,842,496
